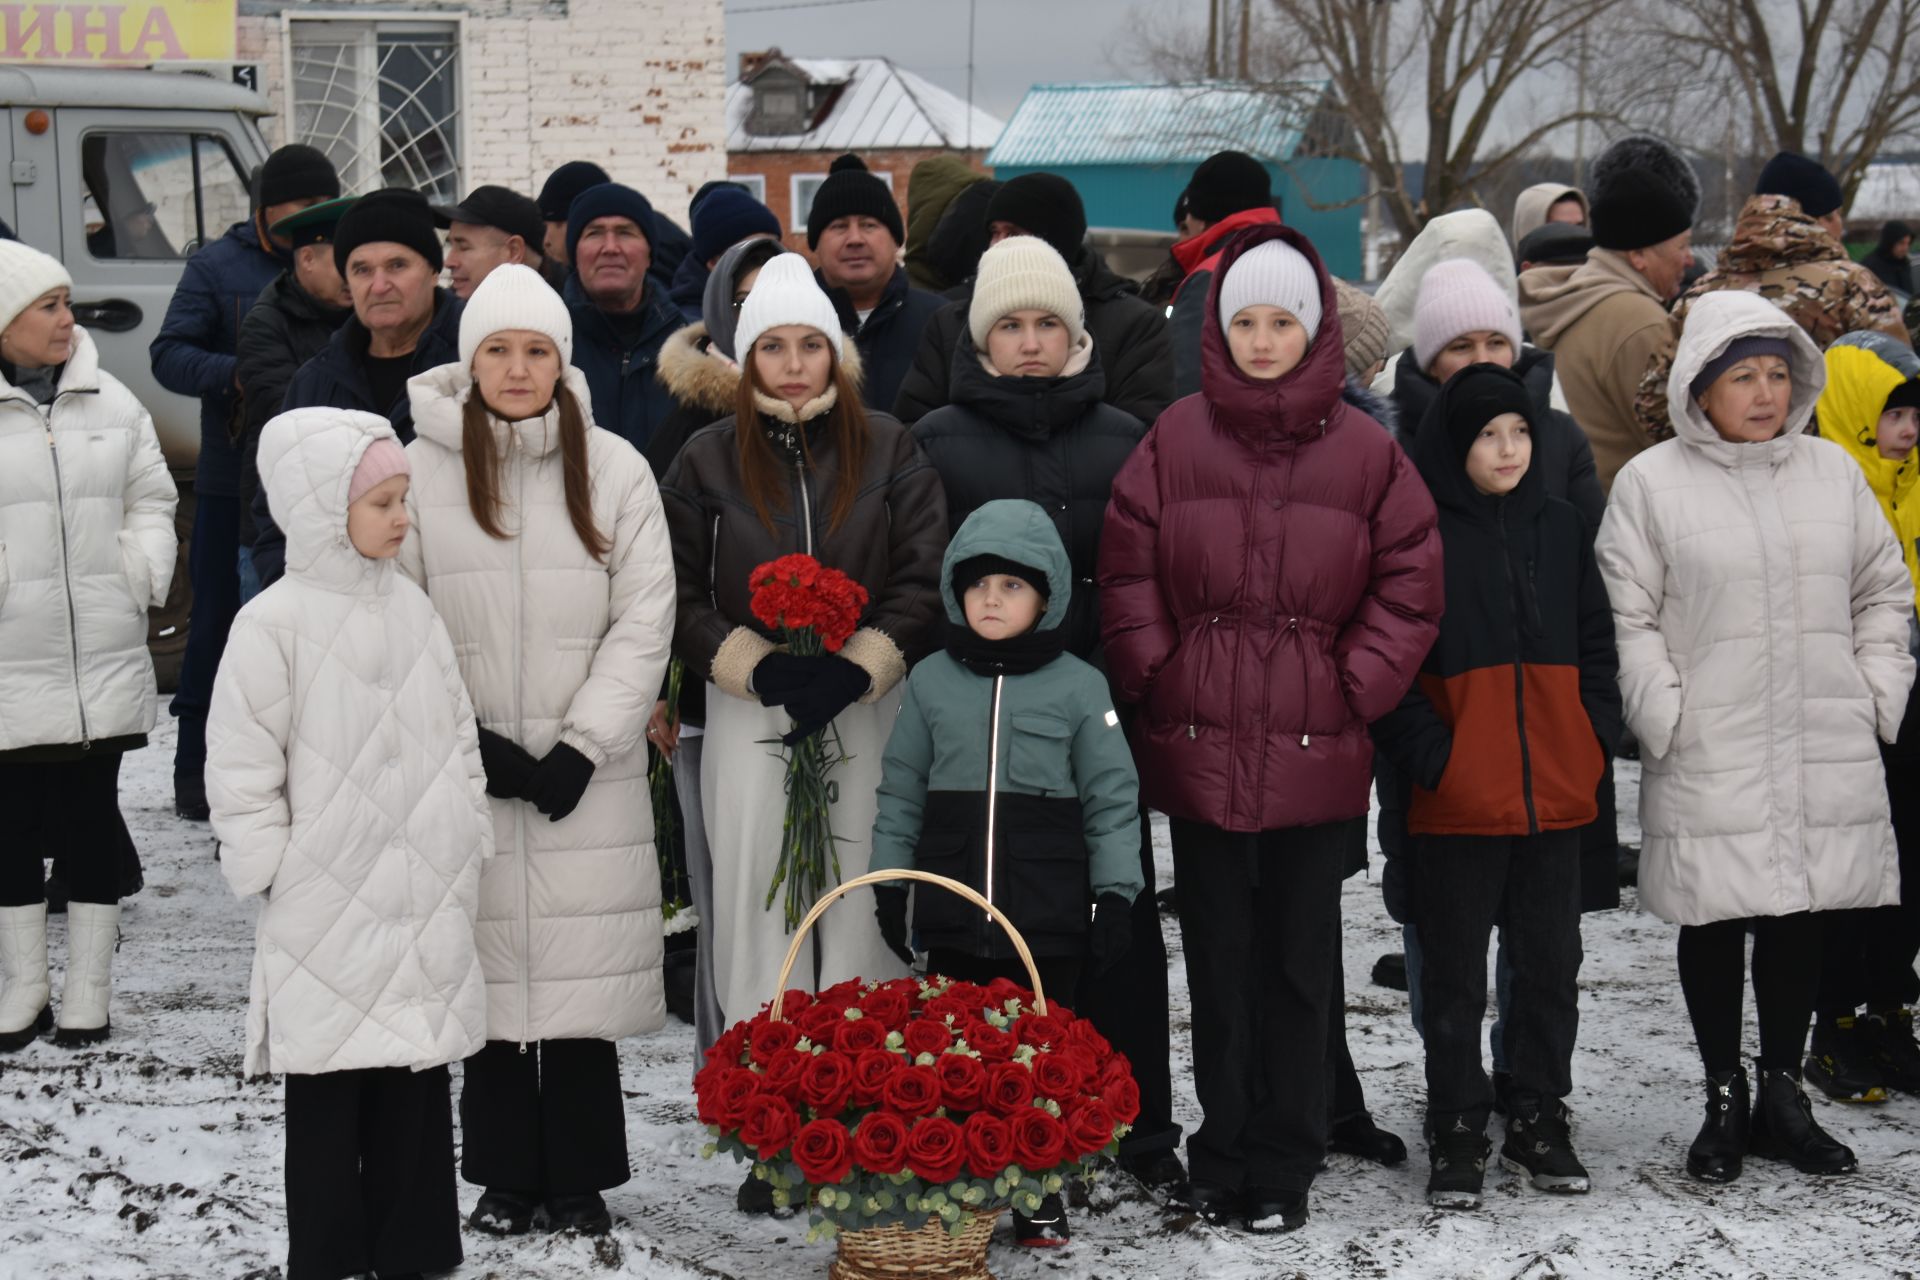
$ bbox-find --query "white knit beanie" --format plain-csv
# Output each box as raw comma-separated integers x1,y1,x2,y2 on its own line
735,252,844,362
0,240,73,337
1412,257,1523,372
967,235,1085,350
459,263,572,369
1217,239,1322,342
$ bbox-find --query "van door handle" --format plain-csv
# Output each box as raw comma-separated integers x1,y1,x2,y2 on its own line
71,298,143,332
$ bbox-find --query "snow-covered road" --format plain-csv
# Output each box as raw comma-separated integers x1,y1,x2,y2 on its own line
3,719,1916,1279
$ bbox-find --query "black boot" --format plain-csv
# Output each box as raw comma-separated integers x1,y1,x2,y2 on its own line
1748,1065,1857,1176
1371,952,1408,991
468,1188,538,1235
546,1191,612,1235
1327,1111,1407,1166
1013,1192,1069,1247
1425,1110,1491,1209
1167,1178,1241,1225
173,773,209,822
1861,1008,1920,1094
736,1170,797,1218
1242,1186,1308,1233
1501,1097,1589,1193
1685,1068,1749,1184
1804,1016,1889,1103
1491,1070,1515,1117
1120,1147,1187,1188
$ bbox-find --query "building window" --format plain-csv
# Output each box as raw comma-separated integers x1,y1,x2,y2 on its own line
80,132,250,260
728,174,767,204
791,169,892,235
749,69,811,135
288,17,462,202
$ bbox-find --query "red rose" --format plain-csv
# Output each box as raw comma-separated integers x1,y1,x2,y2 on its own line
851,1110,910,1174
935,1051,989,1112
693,1061,729,1125
1017,1014,1068,1050
705,1025,748,1069
881,1063,942,1117
796,1002,847,1045
776,989,813,1019
905,1115,967,1184
876,976,921,1001
1066,1100,1118,1158
850,1048,904,1106
1010,1106,1069,1170
1065,1018,1112,1062
986,976,1030,1008
1030,1049,1087,1101
750,1019,802,1063
791,1117,855,1185
902,1019,953,1059
834,1016,888,1054
1102,1076,1141,1126
942,980,990,1009
922,995,967,1025
740,1094,800,1159
985,1062,1036,1115
860,986,912,1030
964,1018,1016,1063
709,1067,765,1129
798,1050,857,1117
820,978,866,1004
1042,1001,1076,1026
1098,1050,1133,1091
760,1047,811,1101
961,1111,1015,1179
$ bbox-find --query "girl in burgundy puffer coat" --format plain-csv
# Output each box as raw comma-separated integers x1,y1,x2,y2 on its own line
1098,224,1443,1233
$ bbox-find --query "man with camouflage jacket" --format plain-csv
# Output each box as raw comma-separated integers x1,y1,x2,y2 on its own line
1635,153,1909,443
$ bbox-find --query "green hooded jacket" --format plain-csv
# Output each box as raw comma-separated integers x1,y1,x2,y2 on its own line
870,499,1144,959
903,155,988,292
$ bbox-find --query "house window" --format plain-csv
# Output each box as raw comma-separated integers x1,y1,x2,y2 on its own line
750,70,810,134
80,132,250,260
728,174,767,204
288,17,463,202
792,169,893,235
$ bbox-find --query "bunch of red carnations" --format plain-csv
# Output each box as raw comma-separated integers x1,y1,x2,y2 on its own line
695,974,1139,1241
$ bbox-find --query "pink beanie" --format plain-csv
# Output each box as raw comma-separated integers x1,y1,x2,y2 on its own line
348,437,410,506
1412,258,1523,372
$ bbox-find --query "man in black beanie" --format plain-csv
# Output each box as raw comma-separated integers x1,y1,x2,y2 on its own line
148,141,341,820
1165,150,1283,396
1863,220,1915,297
893,170,1174,429
803,152,944,411
564,182,681,455
537,160,611,269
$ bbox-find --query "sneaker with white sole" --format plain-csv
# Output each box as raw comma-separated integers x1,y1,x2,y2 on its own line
1501,1099,1590,1193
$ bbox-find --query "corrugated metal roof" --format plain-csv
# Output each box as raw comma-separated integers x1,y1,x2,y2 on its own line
986,81,1324,168
727,56,1003,154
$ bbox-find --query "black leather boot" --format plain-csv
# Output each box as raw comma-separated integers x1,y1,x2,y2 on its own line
1749,1065,1857,1175
1685,1068,1749,1184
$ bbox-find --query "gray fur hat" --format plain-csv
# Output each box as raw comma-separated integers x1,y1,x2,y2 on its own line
1588,134,1700,252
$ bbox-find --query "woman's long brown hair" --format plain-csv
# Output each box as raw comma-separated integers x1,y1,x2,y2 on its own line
734,350,868,535
461,381,612,562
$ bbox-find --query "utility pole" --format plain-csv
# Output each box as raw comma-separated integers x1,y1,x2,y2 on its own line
1573,27,1589,188
1207,0,1220,78
965,0,977,151
1238,0,1251,79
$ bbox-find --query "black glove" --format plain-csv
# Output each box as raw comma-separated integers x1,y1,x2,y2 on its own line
754,653,822,706
477,727,540,799
1089,893,1133,975
779,655,872,747
875,886,913,967
521,742,595,822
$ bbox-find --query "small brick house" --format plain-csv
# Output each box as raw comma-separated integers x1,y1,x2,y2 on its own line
724,48,1003,250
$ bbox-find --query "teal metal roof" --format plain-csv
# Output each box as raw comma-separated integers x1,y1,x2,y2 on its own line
986,81,1324,168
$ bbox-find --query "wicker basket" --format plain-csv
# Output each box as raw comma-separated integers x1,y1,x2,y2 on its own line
767,869,1048,1280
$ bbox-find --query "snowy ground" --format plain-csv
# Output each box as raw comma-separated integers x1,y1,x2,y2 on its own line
4,718,1919,1280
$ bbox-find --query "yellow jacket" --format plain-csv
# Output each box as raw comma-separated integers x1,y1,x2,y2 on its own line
1820,332,1920,612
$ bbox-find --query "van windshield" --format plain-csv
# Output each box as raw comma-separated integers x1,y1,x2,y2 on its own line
81,132,250,260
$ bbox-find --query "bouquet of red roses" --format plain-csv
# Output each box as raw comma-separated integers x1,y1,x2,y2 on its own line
695,974,1139,1242
748,554,870,931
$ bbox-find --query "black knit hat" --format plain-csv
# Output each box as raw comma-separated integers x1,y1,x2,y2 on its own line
566,182,657,263
432,185,546,248
952,553,1051,603
257,144,340,209
1884,379,1920,415
1588,134,1700,251
1185,150,1272,224
806,156,904,250
985,173,1088,261
536,160,612,221
1755,151,1844,219
332,188,444,275
1443,364,1534,463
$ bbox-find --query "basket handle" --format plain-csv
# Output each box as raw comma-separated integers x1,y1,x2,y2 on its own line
767,869,1047,1020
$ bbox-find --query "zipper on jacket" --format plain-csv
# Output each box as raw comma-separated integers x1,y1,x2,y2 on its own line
44,407,92,747
706,513,721,605
513,457,531,1050
1287,617,1309,747
1187,617,1215,738
796,458,815,555
984,674,1004,927
1498,505,1540,833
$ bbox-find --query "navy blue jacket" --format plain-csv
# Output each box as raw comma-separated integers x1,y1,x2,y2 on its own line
150,218,288,496
565,275,681,455
819,265,945,415
667,250,709,322
250,289,464,586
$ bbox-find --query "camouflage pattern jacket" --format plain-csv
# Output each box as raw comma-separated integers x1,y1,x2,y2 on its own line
1635,195,1909,442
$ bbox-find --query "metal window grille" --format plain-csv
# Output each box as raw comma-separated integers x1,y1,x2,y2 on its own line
289,18,462,201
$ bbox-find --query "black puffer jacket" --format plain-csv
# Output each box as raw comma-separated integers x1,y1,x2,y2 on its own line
820,266,947,415
233,271,350,547
893,247,1175,429
911,335,1144,662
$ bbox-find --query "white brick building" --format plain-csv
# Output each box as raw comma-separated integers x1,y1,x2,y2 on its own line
235,0,726,225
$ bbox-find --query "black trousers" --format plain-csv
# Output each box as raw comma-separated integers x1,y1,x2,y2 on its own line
927,947,1084,1010
1171,817,1350,1193
284,1065,460,1280
1817,734,1920,1017
1678,913,1823,1075
460,1038,630,1195
1326,927,1368,1124
0,754,127,907
1074,805,1181,1159
1412,830,1582,1117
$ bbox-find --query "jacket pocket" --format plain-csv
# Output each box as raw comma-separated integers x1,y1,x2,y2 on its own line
116,531,149,615
1006,713,1072,793
999,798,1091,939
911,829,976,934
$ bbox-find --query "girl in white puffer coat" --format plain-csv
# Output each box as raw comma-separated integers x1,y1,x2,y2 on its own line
207,408,493,1280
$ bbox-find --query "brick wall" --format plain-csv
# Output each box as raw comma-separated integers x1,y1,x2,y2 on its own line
238,0,726,226
728,148,991,253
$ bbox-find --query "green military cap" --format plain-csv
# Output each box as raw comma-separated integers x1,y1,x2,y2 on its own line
270,194,359,247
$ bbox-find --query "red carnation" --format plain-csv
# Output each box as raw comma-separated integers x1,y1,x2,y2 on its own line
859,985,912,1030
851,1110,910,1175
902,1019,953,1059
1030,1048,1088,1101
850,1047,905,1106
1017,1014,1069,1050
708,1067,765,1130
905,1115,967,1184
961,1112,1015,1179
964,1018,1016,1063
985,1062,1036,1115
1066,1100,1119,1158
740,1094,800,1160
750,1019,802,1064
935,1051,989,1112
834,1016,888,1054
882,1063,942,1118
798,1050,857,1117
1102,1075,1142,1126
1010,1107,1069,1171
791,1117,855,1185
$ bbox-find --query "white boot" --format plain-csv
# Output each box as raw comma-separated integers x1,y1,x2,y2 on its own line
55,901,119,1046
0,903,52,1051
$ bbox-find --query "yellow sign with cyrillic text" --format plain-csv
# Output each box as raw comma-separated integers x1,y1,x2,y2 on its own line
0,1,237,67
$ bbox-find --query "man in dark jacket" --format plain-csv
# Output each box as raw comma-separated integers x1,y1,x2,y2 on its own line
806,154,945,412
233,196,355,599
1167,151,1283,397
893,172,1175,427
666,181,780,321
252,190,464,587
149,142,339,819
1863,220,1915,298
435,184,561,297
564,182,681,455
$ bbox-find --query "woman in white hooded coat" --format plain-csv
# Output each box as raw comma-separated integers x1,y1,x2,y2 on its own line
1597,288,1915,1186
400,264,676,1238
0,241,176,1054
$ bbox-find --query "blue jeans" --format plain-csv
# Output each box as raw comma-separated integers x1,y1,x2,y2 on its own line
169,493,241,782
236,544,262,605
1405,921,1516,1075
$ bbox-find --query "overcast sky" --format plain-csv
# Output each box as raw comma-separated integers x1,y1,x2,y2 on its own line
722,0,1194,120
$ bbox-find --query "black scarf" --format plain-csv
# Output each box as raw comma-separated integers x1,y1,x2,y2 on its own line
947,622,1068,677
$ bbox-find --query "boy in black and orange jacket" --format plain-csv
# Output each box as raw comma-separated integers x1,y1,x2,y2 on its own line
1371,364,1621,1211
